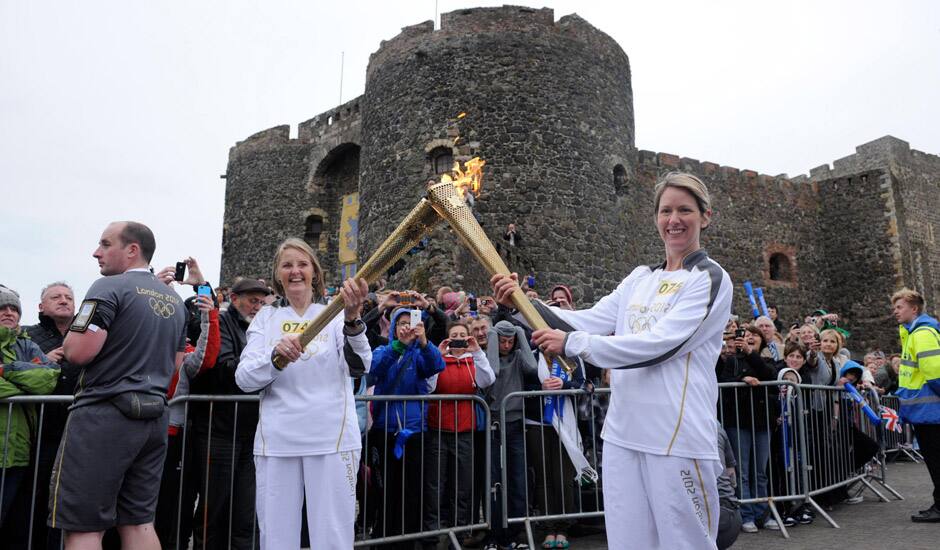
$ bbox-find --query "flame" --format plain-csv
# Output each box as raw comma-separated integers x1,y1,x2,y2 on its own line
441,156,485,198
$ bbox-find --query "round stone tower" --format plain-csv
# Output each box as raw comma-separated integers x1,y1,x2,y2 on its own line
358,6,635,302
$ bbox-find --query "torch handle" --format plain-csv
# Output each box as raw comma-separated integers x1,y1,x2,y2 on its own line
273,199,442,371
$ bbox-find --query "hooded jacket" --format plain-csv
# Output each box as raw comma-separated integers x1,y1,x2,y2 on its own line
369,308,445,433
897,313,940,424
0,330,59,468
485,322,538,424
427,350,495,432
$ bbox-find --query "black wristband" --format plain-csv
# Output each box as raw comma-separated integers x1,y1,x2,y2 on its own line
271,348,285,371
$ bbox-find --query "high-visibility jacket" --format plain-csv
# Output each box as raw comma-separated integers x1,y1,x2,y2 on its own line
897,313,940,424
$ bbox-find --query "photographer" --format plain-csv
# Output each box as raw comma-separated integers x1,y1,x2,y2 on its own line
152,270,221,550
715,325,777,532
423,321,494,545
548,284,575,311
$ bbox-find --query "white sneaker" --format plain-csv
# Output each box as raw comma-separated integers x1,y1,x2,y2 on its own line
764,518,781,530
741,521,759,533
845,495,865,504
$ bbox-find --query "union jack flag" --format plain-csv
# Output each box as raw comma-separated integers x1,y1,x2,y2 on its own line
880,405,903,433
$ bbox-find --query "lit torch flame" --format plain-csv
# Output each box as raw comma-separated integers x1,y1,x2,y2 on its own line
441,157,485,198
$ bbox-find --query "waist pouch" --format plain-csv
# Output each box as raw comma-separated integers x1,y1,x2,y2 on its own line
110,391,166,420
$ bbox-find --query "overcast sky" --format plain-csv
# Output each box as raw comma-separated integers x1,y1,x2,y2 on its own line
2,0,938,325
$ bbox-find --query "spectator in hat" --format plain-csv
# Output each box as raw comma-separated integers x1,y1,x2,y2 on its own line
0,285,59,535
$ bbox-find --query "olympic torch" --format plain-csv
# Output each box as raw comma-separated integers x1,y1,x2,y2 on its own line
272,199,442,370
425,179,576,374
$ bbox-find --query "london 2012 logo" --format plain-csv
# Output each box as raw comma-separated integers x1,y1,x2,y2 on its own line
149,297,176,318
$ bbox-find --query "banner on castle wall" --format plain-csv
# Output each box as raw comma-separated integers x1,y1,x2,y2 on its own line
339,192,359,265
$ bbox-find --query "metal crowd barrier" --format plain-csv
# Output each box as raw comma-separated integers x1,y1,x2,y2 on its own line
356,393,492,548
716,381,806,539
879,394,924,463
3,382,917,548
497,388,609,549
0,393,492,549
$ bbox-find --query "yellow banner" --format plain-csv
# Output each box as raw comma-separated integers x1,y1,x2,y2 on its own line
338,192,359,264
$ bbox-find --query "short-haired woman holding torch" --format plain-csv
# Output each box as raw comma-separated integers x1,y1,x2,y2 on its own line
491,172,732,550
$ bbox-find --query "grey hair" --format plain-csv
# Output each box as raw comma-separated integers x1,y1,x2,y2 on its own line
40,281,73,300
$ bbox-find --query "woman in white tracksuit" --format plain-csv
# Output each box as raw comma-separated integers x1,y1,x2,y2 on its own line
235,238,372,549
492,172,732,550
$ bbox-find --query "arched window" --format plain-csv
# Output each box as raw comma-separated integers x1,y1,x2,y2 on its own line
304,215,323,249
430,147,454,176
769,253,793,282
613,164,627,194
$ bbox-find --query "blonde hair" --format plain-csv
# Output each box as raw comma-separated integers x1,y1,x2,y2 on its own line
820,328,842,347
270,238,325,299
891,287,925,314
653,172,711,214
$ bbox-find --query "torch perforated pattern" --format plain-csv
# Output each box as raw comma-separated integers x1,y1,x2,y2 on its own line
426,182,509,276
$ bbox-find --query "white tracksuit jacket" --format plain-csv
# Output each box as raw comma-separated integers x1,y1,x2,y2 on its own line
235,303,372,457
544,249,732,460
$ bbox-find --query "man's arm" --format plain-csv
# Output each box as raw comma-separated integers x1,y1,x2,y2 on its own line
63,328,108,366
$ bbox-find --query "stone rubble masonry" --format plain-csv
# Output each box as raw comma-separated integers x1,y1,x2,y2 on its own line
221,6,939,353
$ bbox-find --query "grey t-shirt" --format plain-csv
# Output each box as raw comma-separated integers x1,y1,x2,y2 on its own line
71,270,186,407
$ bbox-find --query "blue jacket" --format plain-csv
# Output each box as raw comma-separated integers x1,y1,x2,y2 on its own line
368,309,445,433
897,313,940,424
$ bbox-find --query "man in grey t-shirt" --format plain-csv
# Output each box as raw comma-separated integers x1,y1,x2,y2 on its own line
52,221,185,550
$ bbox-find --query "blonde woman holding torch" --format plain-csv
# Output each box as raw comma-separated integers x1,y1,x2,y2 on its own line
491,172,732,550
235,238,371,548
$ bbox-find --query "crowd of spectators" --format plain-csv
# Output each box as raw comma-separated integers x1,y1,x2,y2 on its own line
0,269,919,549
715,306,895,538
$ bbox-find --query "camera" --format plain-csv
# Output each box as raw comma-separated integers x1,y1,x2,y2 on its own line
449,339,468,348
399,294,413,306
174,262,186,282
734,328,746,339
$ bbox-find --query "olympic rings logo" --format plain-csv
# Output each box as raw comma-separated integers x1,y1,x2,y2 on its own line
149,297,176,318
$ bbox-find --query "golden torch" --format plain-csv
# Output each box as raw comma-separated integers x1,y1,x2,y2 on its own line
425,166,576,375
275,155,574,374
272,198,442,370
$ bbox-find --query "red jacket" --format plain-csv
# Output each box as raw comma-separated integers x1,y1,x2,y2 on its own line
429,354,479,432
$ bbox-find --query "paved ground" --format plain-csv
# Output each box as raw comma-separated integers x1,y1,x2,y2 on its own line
516,460,937,550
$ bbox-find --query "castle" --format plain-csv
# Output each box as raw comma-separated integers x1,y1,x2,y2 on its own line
220,6,940,352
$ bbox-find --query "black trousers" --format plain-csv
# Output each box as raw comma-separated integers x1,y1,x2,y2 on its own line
155,429,199,550
914,423,940,508
191,429,258,550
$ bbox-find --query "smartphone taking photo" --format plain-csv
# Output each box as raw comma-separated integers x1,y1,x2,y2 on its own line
174,262,186,282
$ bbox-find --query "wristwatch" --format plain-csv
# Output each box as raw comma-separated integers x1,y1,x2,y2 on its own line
343,317,365,334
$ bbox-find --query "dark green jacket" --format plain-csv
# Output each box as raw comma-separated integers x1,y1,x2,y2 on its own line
1,332,60,468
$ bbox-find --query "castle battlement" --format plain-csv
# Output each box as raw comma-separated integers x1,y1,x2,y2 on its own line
635,149,800,188
807,135,940,180
367,6,626,81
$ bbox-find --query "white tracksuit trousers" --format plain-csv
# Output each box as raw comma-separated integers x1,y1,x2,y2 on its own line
603,443,720,550
255,451,360,549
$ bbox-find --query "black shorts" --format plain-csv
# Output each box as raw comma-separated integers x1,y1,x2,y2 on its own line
48,401,168,532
